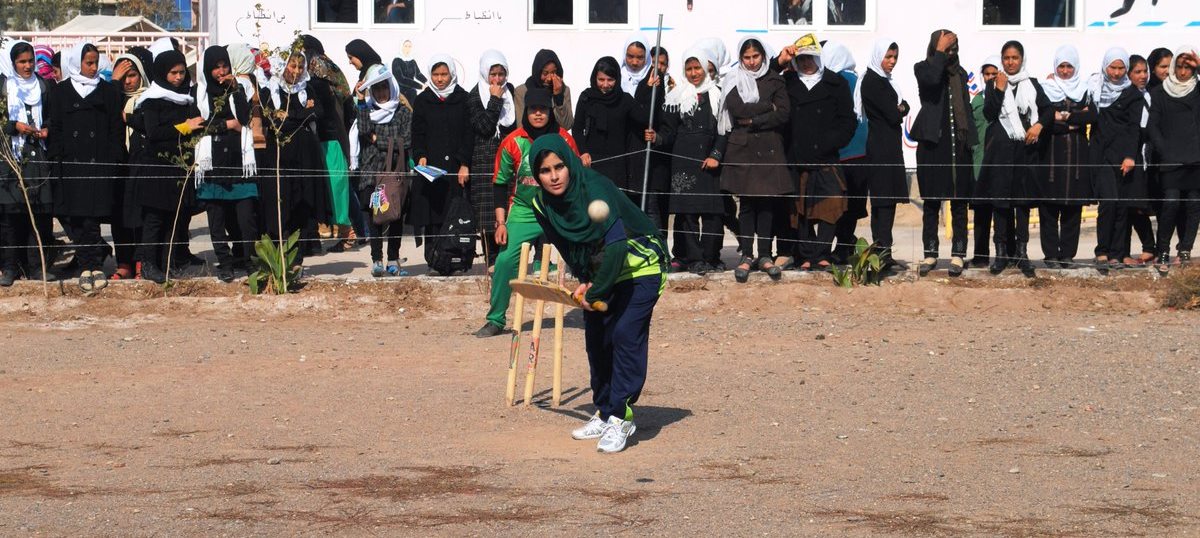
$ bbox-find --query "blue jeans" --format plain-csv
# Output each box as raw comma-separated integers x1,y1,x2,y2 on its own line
583,274,662,421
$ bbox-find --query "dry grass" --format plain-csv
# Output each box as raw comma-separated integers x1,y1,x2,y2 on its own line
812,507,966,536
885,492,951,503
307,465,495,503
1162,267,1200,309
1042,446,1113,458
0,465,105,499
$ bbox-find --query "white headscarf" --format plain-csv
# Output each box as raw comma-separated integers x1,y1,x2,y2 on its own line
272,52,310,107
1,40,45,156
793,49,824,90
363,64,402,124
1042,45,1086,103
696,37,733,85
821,41,856,74
476,49,515,137
620,33,652,95
427,54,459,99
998,49,1038,141
149,37,175,59
664,47,720,120
1163,45,1198,99
64,43,101,99
854,38,903,121
1087,47,1131,109
194,47,255,182
718,37,776,135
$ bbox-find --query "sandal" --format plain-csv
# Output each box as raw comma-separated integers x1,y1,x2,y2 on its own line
948,256,965,277
1137,252,1155,265
1093,256,1109,275
111,264,134,281
734,256,753,283
1155,252,1171,276
815,260,832,272
799,261,812,271
756,256,782,281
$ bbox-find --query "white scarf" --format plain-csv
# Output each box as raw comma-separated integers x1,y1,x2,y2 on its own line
1087,47,1131,109
0,40,44,157
853,38,903,121
64,43,100,99
794,52,825,90
1042,44,1087,103
695,37,733,86
664,47,721,120
718,37,774,135
135,81,194,108
427,54,459,99
271,53,310,108
195,56,257,184
149,37,174,59
363,64,401,124
998,64,1038,141
1163,45,1199,99
620,33,651,96
476,49,515,138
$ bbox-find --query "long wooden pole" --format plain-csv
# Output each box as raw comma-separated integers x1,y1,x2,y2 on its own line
504,242,530,406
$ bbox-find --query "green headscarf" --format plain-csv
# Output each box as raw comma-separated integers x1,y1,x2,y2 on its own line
530,134,659,244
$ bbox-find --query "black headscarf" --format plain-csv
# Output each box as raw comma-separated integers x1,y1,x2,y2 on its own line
524,49,563,90
152,50,191,93
926,29,960,67
301,35,325,57
1147,47,1173,89
522,87,560,139
580,56,622,106
127,46,153,73
345,39,383,80
201,45,231,97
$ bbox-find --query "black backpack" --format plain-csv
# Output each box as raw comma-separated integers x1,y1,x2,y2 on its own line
428,193,476,275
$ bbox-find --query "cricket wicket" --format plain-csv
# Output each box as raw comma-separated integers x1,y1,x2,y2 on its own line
504,242,566,407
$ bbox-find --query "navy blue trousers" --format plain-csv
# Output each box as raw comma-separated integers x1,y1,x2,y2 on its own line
584,274,662,421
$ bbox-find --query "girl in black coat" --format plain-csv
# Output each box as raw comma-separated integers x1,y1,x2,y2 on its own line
1147,47,1200,274
911,30,976,276
1120,54,1157,266
194,45,258,282
635,46,673,234
575,56,646,198
1037,45,1093,269
261,52,328,272
1082,48,1145,273
47,43,125,290
411,54,473,267
467,50,517,267
856,39,911,268
128,50,201,284
782,45,857,270
978,40,1052,277
0,40,54,286
646,47,727,273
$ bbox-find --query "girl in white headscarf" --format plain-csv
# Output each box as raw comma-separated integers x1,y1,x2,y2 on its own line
856,38,911,271
619,33,651,96
648,46,726,274
978,40,1050,278
354,64,413,277
410,54,472,267
466,49,517,266
1147,46,1200,274
0,40,53,286
716,36,790,283
1037,44,1094,270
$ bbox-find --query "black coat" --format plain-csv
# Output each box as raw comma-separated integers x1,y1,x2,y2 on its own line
127,93,200,212
634,75,670,193
656,98,727,215
976,79,1053,208
0,75,53,214
574,89,645,191
860,69,911,204
720,72,792,196
911,51,977,147
1147,86,1200,171
47,80,125,218
466,85,517,229
199,85,252,186
260,88,330,232
1037,96,1092,205
784,68,856,169
410,86,472,227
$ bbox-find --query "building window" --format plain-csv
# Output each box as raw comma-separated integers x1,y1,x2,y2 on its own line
530,0,636,28
982,0,1020,25
1034,0,1075,28
775,0,813,25
532,0,573,25
828,0,867,25
375,0,415,24
317,0,358,24
771,0,874,28
589,0,628,24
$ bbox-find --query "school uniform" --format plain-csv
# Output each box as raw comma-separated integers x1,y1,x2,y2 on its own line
260,78,329,267
466,80,517,266
195,69,259,273
860,68,911,254
410,84,473,264
656,90,727,268
1038,96,1092,265
355,74,413,266
574,82,644,196
128,87,199,273
1147,82,1200,258
0,72,53,279
1086,86,1146,261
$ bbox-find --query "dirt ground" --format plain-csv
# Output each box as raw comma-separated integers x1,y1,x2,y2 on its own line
1,273,1198,536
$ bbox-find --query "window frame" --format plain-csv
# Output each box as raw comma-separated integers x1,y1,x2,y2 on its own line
309,0,425,29
977,0,1082,31
528,0,640,30
766,0,877,32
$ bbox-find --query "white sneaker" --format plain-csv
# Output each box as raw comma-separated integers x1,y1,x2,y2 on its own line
571,413,606,440
596,415,636,454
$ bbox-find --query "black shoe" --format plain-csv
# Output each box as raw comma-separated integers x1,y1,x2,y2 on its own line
734,256,753,283
688,261,710,275
473,322,507,338
178,252,205,267
989,244,1008,275
0,270,15,287
217,265,235,283
707,261,727,273
1180,251,1192,267
948,257,965,277
968,256,990,268
141,263,167,284
1155,252,1171,276
756,256,782,281
1015,243,1036,278
918,257,937,277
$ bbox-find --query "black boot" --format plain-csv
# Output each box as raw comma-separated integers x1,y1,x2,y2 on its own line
1015,243,1036,278
919,240,938,277
989,243,1008,275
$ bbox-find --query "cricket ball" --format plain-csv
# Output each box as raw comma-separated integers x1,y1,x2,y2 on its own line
588,199,610,223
